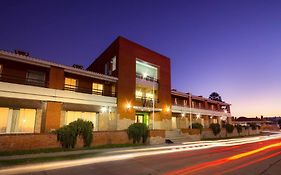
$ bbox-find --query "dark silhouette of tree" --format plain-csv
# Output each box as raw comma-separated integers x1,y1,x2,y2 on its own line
209,92,222,102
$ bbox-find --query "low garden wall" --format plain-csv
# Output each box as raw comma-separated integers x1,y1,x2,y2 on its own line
148,130,165,145
0,131,132,152
201,128,261,140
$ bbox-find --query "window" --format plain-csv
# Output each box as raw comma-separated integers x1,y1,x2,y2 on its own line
65,111,98,131
0,64,2,77
0,107,36,134
92,83,103,95
65,78,78,90
135,90,143,98
198,102,202,108
174,98,178,105
26,70,46,86
111,85,116,96
192,101,195,108
111,56,116,71
184,100,187,106
136,60,158,81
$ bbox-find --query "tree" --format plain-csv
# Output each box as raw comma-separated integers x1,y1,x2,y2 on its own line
209,92,222,102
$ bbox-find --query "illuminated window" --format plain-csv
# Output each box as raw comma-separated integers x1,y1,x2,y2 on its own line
112,85,116,96
0,108,36,134
65,111,97,131
92,83,103,95
135,90,143,98
0,64,2,76
111,56,116,71
136,60,158,81
65,78,78,90
0,107,9,133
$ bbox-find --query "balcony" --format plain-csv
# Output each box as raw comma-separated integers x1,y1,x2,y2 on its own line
136,73,158,83
135,96,159,108
0,74,48,87
64,84,116,97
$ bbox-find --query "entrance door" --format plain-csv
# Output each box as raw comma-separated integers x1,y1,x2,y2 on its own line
135,114,144,123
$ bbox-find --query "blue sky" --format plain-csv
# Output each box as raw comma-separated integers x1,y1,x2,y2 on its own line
1,0,281,117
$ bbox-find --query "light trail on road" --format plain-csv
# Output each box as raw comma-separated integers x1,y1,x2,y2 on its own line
0,132,281,175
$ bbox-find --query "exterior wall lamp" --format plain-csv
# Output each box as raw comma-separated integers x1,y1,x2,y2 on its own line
126,103,131,111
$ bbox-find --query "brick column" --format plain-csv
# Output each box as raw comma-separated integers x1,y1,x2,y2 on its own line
49,66,64,89
44,102,62,132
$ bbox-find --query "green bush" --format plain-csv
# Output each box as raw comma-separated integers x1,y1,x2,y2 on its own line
192,123,203,132
55,119,93,149
127,123,149,144
225,124,234,133
209,123,221,136
236,124,243,134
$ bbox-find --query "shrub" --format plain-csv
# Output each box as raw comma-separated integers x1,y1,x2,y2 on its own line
249,123,257,130
209,123,221,136
236,124,243,134
225,124,234,133
192,123,203,133
55,119,93,149
127,123,149,144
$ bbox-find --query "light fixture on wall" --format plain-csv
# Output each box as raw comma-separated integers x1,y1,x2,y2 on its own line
181,113,185,117
165,106,170,112
101,107,107,113
196,114,200,119
126,103,131,111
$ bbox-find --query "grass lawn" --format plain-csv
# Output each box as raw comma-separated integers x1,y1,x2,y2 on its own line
0,143,143,157
0,152,100,167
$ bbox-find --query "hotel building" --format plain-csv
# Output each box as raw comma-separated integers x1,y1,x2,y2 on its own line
0,36,231,137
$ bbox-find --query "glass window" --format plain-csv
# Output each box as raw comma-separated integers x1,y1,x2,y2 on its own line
136,60,158,81
111,85,116,96
111,56,116,71
0,108,36,134
0,64,2,76
135,90,143,99
92,83,103,95
26,70,46,86
0,107,9,133
65,78,78,90
65,111,97,131
184,100,187,106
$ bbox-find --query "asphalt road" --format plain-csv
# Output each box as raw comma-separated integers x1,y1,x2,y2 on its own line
14,138,281,175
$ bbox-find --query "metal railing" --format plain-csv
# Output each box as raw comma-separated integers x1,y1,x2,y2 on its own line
136,73,158,83
135,96,159,107
0,74,48,87
64,84,116,97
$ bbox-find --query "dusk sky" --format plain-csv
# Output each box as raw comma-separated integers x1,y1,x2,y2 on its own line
1,0,281,117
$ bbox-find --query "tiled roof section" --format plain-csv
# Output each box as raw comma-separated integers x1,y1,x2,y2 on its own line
0,50,118,82
171,90,230,106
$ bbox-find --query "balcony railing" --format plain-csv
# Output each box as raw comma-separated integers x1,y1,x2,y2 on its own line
136,73,158,83
64,84,116,97
172,102,227,112
135,96,159,107
0,74,48,87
